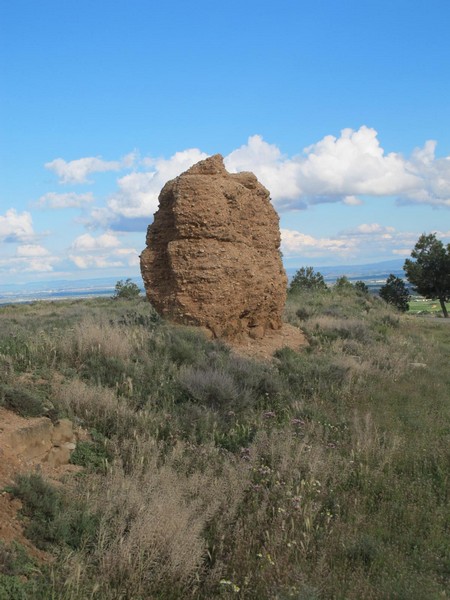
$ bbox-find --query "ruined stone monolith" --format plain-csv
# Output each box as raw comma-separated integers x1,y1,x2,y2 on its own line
140,154,287,340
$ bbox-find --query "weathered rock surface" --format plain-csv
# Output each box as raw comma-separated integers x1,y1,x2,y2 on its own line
2,415,77,466
140,154,287,340
0,408,81,560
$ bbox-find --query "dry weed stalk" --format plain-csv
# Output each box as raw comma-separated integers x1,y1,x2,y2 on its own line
64,437,248,598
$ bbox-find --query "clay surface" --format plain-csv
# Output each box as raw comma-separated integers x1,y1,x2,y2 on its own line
0,409,80,559
140,155,287,340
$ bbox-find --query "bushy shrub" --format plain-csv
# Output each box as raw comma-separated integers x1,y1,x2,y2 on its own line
295,307,312,320
0,542,32,577
67,317,135,361
112,278,141,300
335,275,354,291
9,474,98,551
0,384,49,418
61,443,248,599
178,366,240,408
166,327,213,366
57,379,152,440
116,308,161,327
70,431,111,472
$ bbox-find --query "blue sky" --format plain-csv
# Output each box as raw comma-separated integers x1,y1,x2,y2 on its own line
1,0,450,284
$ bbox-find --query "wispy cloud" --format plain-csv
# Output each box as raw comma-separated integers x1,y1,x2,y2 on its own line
342,195,364,206
45,152,137,184
281,223,425,260
347,223,395,236
281,229,356,258
16,244,51,257
36,192,95,209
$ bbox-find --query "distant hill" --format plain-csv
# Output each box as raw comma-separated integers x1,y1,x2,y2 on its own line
0,276,144,304
286,259,405,282
1,259,409,304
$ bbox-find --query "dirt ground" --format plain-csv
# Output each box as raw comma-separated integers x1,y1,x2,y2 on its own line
0,408,80,560
0,323,307,559
230,323,308,360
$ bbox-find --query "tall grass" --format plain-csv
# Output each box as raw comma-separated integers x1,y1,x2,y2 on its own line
0,294,449,599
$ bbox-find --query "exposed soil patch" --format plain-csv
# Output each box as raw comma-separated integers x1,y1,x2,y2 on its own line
0,408,80,560
230,323,308,360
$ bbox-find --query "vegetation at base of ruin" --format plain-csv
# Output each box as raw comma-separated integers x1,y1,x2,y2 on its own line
0,292,449,599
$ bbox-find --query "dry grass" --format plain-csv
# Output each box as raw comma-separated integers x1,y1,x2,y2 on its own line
60,438,248,599
305,315,372,343
56,378,152,440
58,316,148,362
1,295,449,599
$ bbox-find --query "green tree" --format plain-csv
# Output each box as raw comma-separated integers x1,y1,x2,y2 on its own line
354,280,369,295
404,233,450,318
113,278,141,300
289,266,327,293
334,275,353,291
379,274,410,312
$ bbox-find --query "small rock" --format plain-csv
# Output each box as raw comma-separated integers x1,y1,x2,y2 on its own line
52,419,75,446
45,444,74,468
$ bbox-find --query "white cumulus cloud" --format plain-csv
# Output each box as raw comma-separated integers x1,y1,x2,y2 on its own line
225,128,422,208
71,232,121,252
69,255,124,270
0,209,35,242
281,229,357,258
56,127,450,239
226,135,303,207
69,232,139,270
89,148,208,230
0,243,59,274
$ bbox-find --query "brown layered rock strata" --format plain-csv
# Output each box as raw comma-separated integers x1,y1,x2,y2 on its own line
140,154,287,340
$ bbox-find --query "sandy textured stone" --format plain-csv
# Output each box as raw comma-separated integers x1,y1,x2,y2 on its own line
45,443,75,468
51,418,75,446
140,155,287,340
5,418,54,460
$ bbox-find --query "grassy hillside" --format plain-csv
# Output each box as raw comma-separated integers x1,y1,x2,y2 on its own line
0,289,449,599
